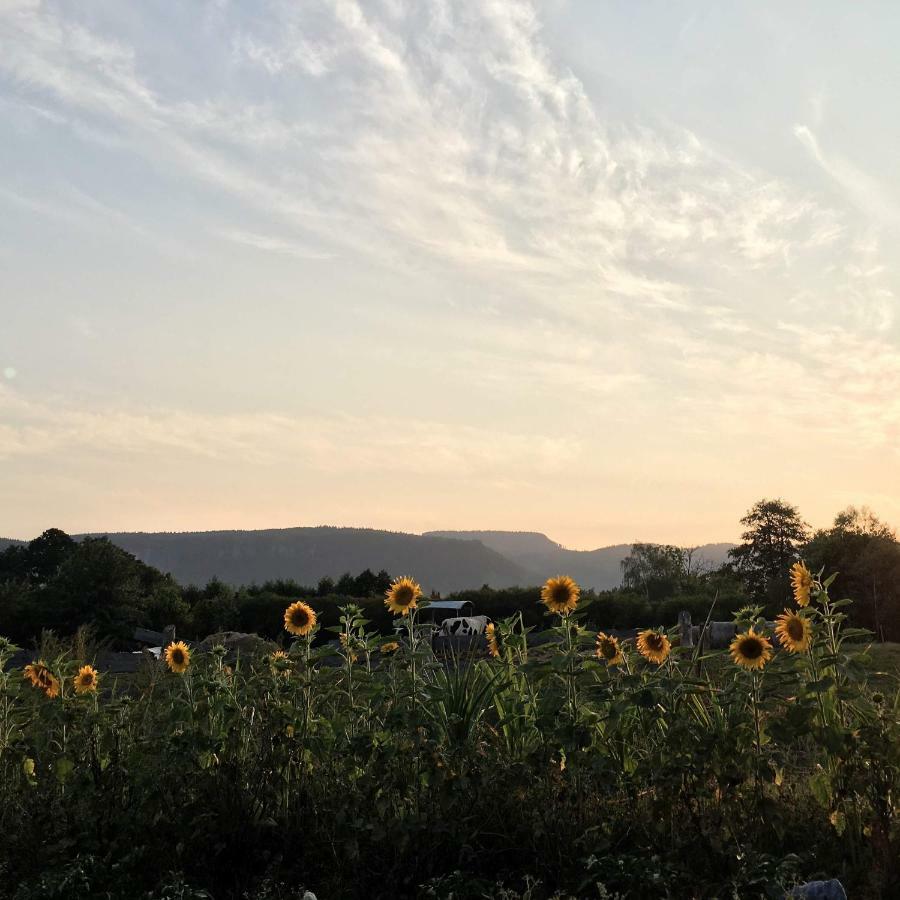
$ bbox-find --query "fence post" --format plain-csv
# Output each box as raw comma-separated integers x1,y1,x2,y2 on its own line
678,610,693,648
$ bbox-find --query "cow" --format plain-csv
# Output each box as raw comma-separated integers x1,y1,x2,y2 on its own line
437,615,490,638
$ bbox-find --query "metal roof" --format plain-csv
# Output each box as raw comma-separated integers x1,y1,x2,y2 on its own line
425,600,472,609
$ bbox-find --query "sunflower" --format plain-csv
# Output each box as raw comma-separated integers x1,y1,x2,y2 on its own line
270,650,291,675
729,629,773,671
636,629,671,665
165,641,191,674
485,623,501,658
43,673,61,699
790,561,813,608
339,632,359,663
595,632,624,666
380,641,400,655
73,665,99,695
23,661,47,689
774,609,812,653
23,660,61,698
540,575,580,615
284,600,317,636
384,576,422,616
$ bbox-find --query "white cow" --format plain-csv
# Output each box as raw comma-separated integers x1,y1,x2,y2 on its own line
438,615,490,638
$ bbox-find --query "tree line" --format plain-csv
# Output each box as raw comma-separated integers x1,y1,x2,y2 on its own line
2,498,899,648
0,530,400,648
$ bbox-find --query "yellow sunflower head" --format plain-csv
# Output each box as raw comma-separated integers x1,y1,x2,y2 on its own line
380,641,400,655
729,628,773,671
790,561,813,608
24,660,60,698
595,632,624,666
485,622,501,658
43,673,61,699
339,632,359,663
540,575,580,616
73,665,99,695
284,600,317,636
165,641,191,674
636,629,671,665
774,609,812,653
384,576,422,616
270,649,291,675
23,661,46,689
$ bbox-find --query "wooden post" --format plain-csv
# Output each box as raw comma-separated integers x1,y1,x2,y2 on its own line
678,610,693,648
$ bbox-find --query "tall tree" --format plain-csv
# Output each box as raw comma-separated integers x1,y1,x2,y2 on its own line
804,507,900,640
0,527,75,585
621,543,688,602
728,499,809,606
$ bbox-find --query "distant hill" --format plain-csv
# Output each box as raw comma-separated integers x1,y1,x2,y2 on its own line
424,531,735,591
0,538,25,553
80,526,532,594
4,527,735,593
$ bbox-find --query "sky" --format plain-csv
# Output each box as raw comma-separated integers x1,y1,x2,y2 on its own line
1,0,899,549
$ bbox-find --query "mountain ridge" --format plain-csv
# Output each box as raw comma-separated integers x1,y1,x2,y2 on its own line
2,527,735,593
76,526,531,594
425,530,734,591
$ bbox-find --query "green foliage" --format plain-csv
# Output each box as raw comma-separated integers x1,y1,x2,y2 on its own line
0,532,397,647
728,498,810,608
620,542,690,601
1,572,899,900
0,531,188,646
805,506,900,640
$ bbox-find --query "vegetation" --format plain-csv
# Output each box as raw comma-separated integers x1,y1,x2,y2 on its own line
4,499,900,650
1,565,899,899
727,499,810,606
0,533,398,647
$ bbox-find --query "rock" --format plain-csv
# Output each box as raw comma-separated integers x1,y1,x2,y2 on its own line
194,631,274,658
791,879,847,899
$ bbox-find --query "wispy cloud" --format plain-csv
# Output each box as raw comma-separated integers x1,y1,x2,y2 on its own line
0,0,898,542
0,384,582,481
0,0,854,309
216,229,334,260
794,124,900,229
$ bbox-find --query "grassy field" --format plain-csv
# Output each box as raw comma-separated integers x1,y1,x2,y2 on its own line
858,641,900,672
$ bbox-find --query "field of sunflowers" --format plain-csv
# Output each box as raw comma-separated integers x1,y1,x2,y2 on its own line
1,564,899,899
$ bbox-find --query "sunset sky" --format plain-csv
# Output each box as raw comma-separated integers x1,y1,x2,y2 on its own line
1,0,898,549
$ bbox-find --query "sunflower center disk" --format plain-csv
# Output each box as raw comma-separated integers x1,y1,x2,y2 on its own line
741,639,763,659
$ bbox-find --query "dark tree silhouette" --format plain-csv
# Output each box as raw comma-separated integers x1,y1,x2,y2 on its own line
728,498,809,608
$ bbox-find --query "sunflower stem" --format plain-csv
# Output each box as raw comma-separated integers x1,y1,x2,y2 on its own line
818,586,847,727
807,642,830,731
564,614,578,723
751,670,762,792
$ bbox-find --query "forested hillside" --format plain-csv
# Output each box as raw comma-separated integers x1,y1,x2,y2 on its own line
426,530,734,590
78,527,531,593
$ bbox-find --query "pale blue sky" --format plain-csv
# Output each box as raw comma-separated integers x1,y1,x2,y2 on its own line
1,0,898,547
